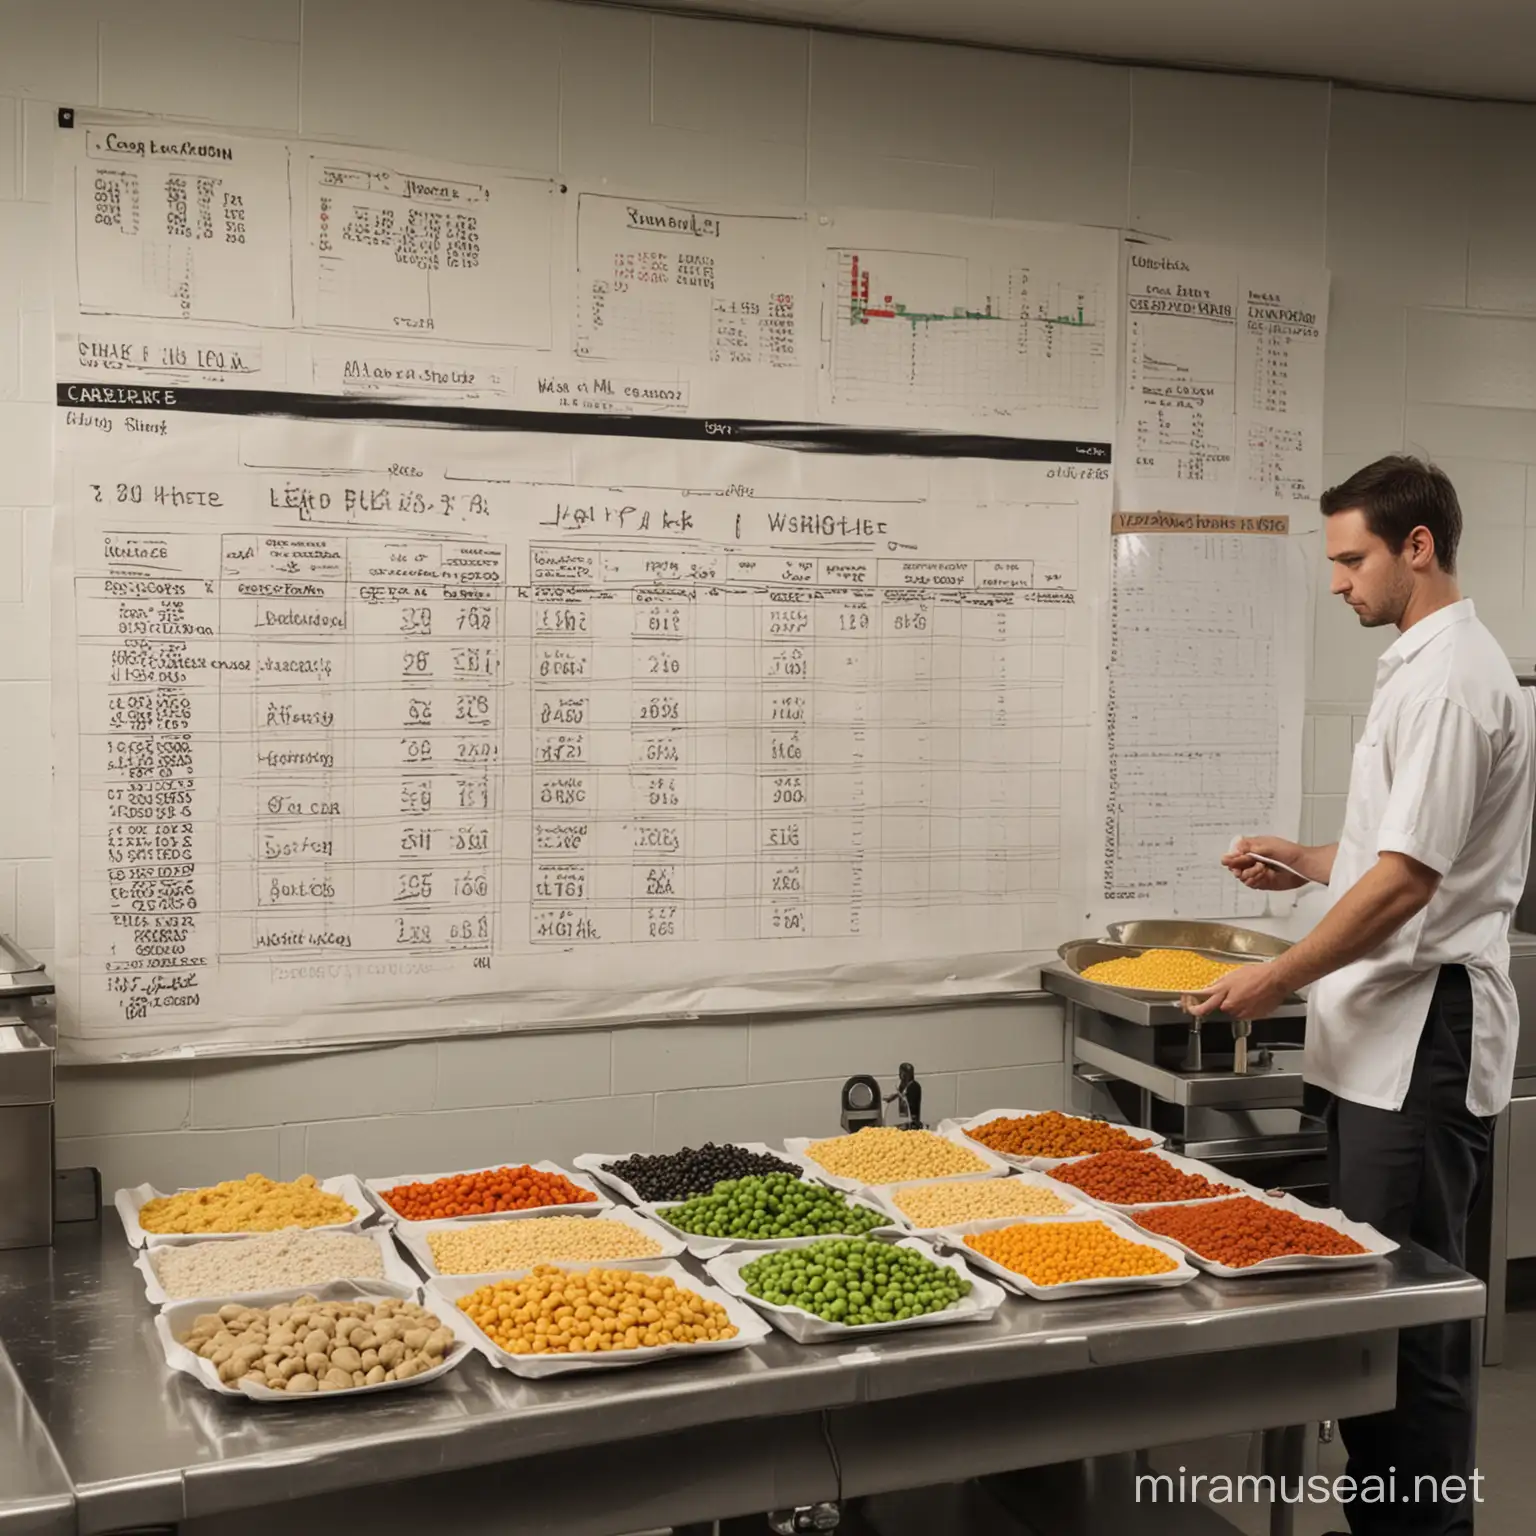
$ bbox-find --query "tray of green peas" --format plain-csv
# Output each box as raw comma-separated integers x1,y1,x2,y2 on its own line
704,1234,1006,1341
644,1172,901,1257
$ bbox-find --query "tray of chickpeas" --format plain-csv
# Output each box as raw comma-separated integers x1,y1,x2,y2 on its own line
940,1213,1198,1301
782,1126,1012,1194
425,1259,770,1377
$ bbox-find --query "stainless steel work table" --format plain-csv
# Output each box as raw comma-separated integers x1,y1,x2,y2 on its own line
0,1221,1485,1536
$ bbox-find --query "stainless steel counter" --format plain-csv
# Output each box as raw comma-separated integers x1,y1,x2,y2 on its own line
0,1338,73,1536
0,1221,1485,1536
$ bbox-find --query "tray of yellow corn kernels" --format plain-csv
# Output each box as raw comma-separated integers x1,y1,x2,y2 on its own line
1056,939,1255,999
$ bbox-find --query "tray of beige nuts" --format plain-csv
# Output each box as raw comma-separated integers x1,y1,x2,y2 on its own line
155,1280,470,1399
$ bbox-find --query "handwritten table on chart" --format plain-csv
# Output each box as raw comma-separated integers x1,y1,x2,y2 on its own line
1099,512,1305,919
55,425,1098,1048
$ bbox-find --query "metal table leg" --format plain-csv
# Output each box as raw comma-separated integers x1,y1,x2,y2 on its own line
1260,1425,1308,1536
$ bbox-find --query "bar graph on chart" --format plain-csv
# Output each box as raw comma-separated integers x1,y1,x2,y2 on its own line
828,247,1106,415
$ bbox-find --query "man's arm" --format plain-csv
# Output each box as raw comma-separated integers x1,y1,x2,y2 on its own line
1185,852,1439,1019
1189,695,1491,1022
1223,836,1337,889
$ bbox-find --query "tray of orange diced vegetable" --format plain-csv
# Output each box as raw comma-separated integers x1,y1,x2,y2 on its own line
365,1163,612,1227
935,1212,1197,1301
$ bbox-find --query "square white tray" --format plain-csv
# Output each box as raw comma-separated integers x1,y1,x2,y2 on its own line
936,1108,1166,1171
780,1132,1010,1195
155,1279,469,1400
116,1175,374,1249
364,1162,611,1226
425,1259,771,1377
393,1205,685,1276
928,1212,1200,1301
864,1170,1094,1236
704,1236,1006,1342
1125,1192,1399,1277
572,1146,801,1208
1043,1149,1263,1213
640,1189,896,1258
136,1226,420,1307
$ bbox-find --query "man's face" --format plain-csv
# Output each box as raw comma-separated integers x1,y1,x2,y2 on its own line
1326,507,1414,628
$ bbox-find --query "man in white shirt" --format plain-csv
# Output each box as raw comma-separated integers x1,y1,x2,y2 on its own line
1186,456,1535,1536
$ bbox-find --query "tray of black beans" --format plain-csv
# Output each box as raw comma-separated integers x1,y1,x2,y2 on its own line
577,1142,805,1205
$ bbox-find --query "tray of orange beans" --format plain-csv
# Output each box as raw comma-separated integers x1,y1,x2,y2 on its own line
937,1108,1167,1171
937,1212,1197,1300
1127,1192,1397,1277
365,1163,612,1227
1042,1148,1263,1212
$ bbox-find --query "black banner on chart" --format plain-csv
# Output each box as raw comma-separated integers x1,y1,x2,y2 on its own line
57,383,1111,465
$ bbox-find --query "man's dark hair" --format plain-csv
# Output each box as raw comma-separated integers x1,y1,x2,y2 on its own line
1319,455,1461,573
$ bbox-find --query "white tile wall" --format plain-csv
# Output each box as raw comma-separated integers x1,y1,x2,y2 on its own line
6,5,1536,1188
435,1030,610,1110
1129,70,1328,264
99,19,301,130
610,1023,749,1095
954,1065,1066,1117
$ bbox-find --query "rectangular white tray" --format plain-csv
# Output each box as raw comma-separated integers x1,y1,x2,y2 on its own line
704,1235,1006,1342
392,1205,686,1276
1125,1192,1399,1277
572,1145,800,1208
864,1170,1095,1236
425,1259,771,1378
780,1133,1010,1195
928,1212,1200,1301
640,1190,896,1258
936,1108,1167,1172
115,1175,374,1249
1043,1148,1263,1213
154,1279,469,1400
364,1162,611,1227
136,1226,420,1307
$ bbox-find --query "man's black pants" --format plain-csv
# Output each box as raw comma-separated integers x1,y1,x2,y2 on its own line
1323,964,1492,1536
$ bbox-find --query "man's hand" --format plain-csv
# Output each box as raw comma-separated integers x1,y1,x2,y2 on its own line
1223,836,1308,891
1182,961,1292,1021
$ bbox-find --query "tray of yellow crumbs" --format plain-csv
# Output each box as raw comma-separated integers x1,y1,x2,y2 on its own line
115,1173,375,1249
1056,940,1255,999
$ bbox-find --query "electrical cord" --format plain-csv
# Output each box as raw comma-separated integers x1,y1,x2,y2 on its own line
820,1408,844,1506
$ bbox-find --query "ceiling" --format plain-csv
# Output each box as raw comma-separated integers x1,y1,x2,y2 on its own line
627,0,1536,100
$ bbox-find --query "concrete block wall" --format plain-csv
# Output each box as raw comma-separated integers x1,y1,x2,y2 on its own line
5,2,1536,1185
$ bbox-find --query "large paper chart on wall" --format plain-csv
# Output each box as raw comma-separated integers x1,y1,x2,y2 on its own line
52,397,1107,1058
817,210,1117,442
1090,512,1307,923
72,128,294,328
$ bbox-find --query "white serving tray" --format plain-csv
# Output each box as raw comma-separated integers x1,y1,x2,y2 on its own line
640,1190,896,1258
364,1162,611,1227
425,1259,771,1378
136,1226,420,1307
704,1236,1006,1342
116,1175,374,1250
572,1145,801,1208
780,1133,1010,1195
393,1205,686,1277
936,1108,1166,1172
864,1170,1094,1236
154,1279,469,1400
1043,1148,1263,1213
929,1212,1199,1301
1125,1192,1399,1277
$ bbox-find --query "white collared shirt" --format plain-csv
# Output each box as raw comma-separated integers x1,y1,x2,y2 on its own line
1306,600,1536,1116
